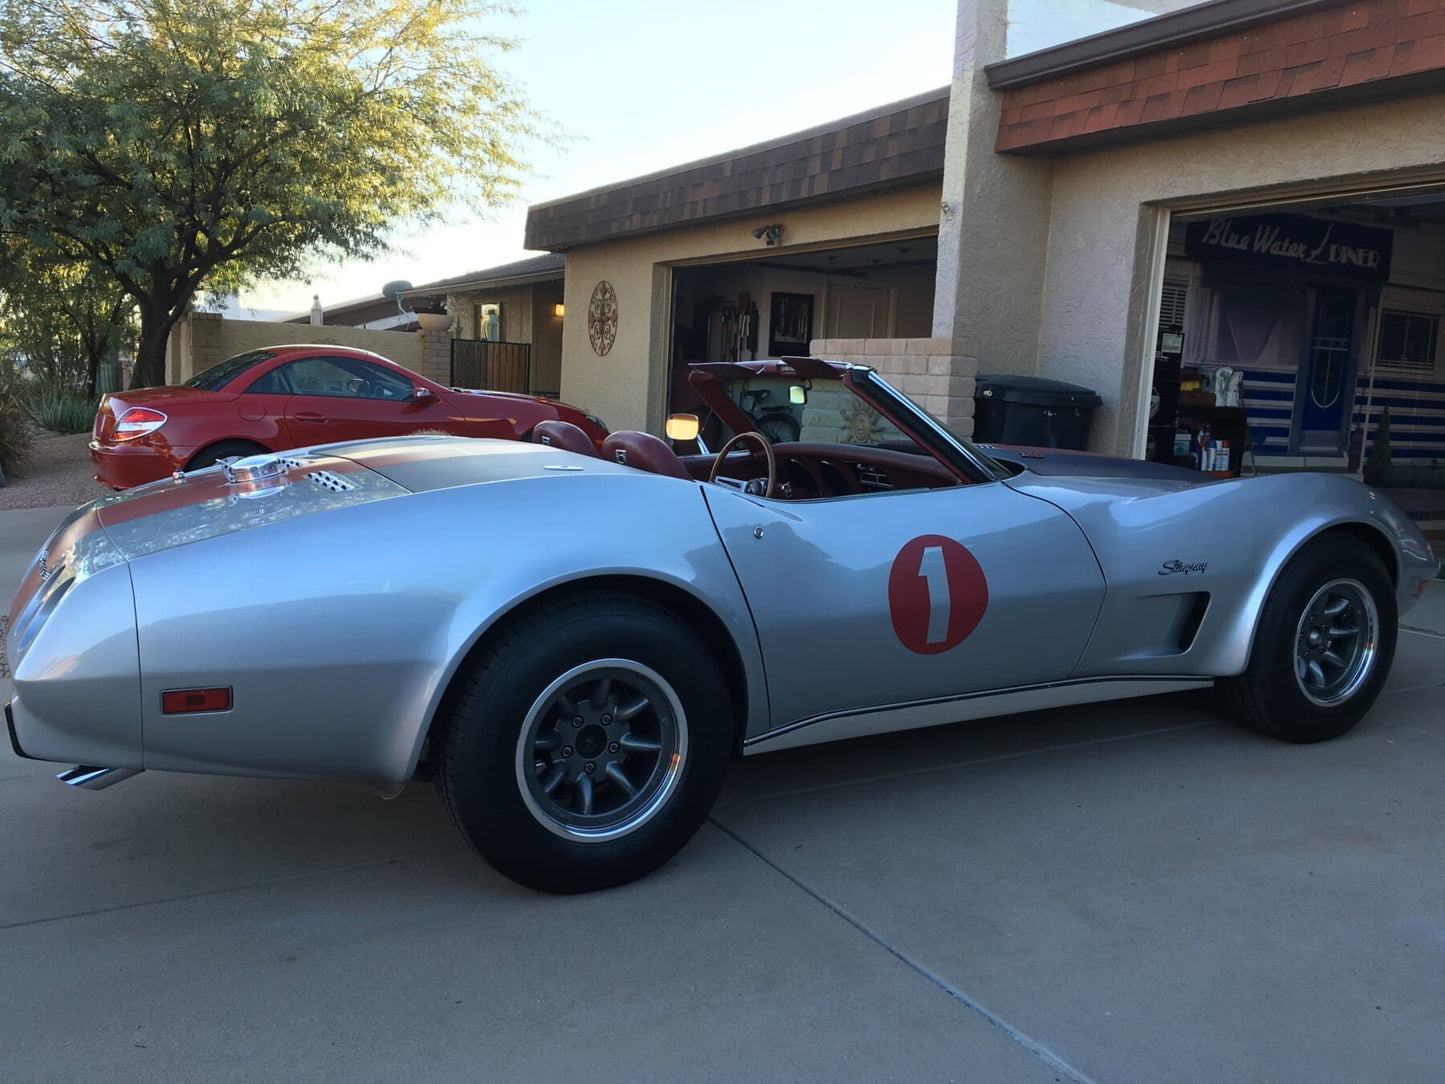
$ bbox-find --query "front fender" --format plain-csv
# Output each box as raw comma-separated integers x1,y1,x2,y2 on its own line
1018,472,1434,678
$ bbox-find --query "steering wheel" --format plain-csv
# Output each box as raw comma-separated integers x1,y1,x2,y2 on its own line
708,431,777,498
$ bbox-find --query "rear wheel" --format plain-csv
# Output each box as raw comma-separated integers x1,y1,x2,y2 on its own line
1220,535,1396,742
188,440,267,471
434,592,732,893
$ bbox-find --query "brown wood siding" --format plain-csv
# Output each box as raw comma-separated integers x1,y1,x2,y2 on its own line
996,0,1445,153
525,91,949,251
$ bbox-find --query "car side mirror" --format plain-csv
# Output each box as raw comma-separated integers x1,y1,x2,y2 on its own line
666,413,700,442
789,385,807,406
414,384,434,401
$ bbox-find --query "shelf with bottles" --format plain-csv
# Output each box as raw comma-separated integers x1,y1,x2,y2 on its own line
1173,405,1247,479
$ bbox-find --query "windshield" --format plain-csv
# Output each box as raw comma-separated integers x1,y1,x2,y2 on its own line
700,373,911,449
694,366,1012,482
184,350,275,391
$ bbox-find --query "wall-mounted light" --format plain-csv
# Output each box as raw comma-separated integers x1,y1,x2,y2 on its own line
553,303,565,318
751,223,784,246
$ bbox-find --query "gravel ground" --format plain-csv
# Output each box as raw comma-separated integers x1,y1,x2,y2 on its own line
0,432,106,512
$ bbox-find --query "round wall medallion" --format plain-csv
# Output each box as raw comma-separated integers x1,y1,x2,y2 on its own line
587,280,618,356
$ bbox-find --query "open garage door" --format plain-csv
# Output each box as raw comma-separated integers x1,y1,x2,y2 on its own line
1145,189,1445,492
667,234,937,423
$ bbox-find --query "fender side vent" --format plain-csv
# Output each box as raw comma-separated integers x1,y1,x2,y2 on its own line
1178,592,1210,652
305,470,355,493
277,456,306,471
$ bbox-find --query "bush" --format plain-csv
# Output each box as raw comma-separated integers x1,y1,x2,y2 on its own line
0,378,34,480
21,384,99,434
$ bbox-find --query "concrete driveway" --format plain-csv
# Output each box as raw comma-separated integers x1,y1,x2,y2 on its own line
2,505,1443,1082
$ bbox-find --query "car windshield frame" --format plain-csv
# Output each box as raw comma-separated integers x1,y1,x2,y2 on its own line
854,369,1014,482
183,350,276,392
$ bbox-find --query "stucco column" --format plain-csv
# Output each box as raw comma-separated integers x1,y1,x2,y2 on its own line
932,0,1053,378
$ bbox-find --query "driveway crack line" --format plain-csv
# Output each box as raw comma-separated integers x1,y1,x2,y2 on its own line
0,849,453,933
1400,625,1445,640
708,816,1098,1084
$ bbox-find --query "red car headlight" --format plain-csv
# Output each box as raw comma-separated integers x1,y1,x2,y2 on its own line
113,407,168,441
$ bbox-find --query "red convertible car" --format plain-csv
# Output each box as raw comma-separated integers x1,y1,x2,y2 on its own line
91,345,608,488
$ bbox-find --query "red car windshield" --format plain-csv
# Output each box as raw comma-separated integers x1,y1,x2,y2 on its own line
184,349,275,391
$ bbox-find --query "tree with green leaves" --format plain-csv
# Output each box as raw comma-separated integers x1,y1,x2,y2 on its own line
0,0,539,387
0,239,135,393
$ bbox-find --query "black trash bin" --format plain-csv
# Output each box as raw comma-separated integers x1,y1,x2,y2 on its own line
972,374,1102,450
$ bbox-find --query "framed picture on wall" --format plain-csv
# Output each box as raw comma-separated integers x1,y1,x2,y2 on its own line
768,292,813,357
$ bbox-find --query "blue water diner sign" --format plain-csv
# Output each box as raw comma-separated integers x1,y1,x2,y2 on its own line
1185,212,1392,283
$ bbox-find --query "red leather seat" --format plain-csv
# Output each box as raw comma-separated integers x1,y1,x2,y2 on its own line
602,431,692,481
532,420,598,457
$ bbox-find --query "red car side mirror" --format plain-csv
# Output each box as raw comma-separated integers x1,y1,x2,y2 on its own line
414,385,434,402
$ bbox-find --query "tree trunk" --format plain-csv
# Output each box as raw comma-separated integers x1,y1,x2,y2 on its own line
130,302,175,389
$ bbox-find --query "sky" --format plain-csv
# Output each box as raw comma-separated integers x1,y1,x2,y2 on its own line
242,0,962,315
241,0,1187,316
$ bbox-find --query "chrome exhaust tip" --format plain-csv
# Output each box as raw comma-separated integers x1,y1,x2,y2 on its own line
57,766,143,790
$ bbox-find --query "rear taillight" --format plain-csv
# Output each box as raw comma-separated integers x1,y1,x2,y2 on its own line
114,407,167,440
93,395,110,439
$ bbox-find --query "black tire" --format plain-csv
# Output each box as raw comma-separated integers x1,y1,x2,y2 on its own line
1220,534,1396,743
434,591,732,893
187,440,267,470
756,412,800,445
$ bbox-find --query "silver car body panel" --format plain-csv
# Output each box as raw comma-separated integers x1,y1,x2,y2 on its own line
704,481,1106,732
6,369,1438,783
1009,470,1437,678
747,677,1212,753
77,440,754,783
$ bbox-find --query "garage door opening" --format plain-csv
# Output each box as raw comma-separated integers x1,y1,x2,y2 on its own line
1144,189,1445,493
666,234,937,422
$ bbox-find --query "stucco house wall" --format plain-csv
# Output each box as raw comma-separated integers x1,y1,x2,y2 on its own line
166,312,432,385
558,184,944,434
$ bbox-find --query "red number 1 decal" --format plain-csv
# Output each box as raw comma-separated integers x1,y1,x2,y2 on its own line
887,535,988,655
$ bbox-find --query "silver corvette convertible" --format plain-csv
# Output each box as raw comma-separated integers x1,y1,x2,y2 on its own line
6,358,1438,892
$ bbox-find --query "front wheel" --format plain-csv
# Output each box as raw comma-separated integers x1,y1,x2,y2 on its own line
434,592,732,893
1220,535,1396,743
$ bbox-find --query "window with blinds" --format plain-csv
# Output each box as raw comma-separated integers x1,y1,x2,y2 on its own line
1159,281,1188,330
1376,310,1439,373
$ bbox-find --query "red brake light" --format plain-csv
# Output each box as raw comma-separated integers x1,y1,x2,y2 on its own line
161,687,232,714
114,407,168,440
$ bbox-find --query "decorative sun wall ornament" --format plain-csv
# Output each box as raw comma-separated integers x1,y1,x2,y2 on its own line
841,399,884,444
587,281,618,356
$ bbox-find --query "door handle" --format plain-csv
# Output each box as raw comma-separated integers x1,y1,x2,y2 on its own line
293,411,328,422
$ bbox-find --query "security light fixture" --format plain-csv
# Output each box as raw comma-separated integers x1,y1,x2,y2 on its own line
751,224,784,246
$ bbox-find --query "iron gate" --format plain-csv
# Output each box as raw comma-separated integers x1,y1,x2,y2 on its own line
450,339,531,394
